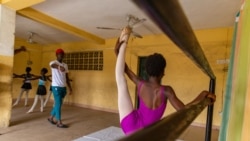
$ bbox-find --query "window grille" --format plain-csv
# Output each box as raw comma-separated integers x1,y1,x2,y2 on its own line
64,51,103,71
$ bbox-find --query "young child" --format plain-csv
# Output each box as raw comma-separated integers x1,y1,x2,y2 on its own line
115,27,216,135
43,85,52,108
27,68,50,113
43,75,52,108
13,67,36,107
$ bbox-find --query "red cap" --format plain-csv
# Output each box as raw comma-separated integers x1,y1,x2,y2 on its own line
56,49,64,55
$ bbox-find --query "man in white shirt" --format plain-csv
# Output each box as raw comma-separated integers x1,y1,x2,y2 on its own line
47,49,72,128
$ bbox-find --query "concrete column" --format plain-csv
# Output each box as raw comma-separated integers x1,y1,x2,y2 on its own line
0,5,15,128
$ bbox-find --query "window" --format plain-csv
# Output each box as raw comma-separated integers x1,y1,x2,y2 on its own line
64,51,103,71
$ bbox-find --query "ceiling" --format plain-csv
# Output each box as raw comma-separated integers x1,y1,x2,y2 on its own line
15,0,241,45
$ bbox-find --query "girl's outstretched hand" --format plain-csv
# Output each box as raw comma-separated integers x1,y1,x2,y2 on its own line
198,90,216,105
206,93,216,105
201,91,216,105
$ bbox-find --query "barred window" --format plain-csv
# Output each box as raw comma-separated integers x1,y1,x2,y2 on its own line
64,51,103,71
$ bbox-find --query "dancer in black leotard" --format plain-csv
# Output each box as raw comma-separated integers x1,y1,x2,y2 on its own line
13,67,36,107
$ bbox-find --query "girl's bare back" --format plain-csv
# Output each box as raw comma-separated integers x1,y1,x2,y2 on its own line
139,82,165,110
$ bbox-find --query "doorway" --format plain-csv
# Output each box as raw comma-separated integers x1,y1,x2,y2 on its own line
135,56,148,108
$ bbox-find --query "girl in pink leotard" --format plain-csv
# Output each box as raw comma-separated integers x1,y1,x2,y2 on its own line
115,27,216,135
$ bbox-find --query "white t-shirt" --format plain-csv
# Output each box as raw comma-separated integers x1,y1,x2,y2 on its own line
50,60,69,87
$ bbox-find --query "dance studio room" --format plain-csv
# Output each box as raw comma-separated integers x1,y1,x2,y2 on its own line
0,0,248,141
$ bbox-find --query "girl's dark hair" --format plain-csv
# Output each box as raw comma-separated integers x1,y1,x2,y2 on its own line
145,53,166,77
41,68,48,74
26,67,32,72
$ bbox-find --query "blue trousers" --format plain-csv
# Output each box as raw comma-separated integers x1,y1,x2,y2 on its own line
50,86,66,120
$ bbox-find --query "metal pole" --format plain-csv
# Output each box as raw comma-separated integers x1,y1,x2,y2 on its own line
205,79,216,141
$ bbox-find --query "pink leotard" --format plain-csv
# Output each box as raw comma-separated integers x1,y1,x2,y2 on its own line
120,81,167,135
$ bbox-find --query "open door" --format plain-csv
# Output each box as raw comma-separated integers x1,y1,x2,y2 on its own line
135,56,148,108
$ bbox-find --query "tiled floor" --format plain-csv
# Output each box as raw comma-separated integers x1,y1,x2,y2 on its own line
0,101,219,141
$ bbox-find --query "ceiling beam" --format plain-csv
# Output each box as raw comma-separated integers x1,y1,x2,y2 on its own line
1,0,45,10
17,8,105,44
